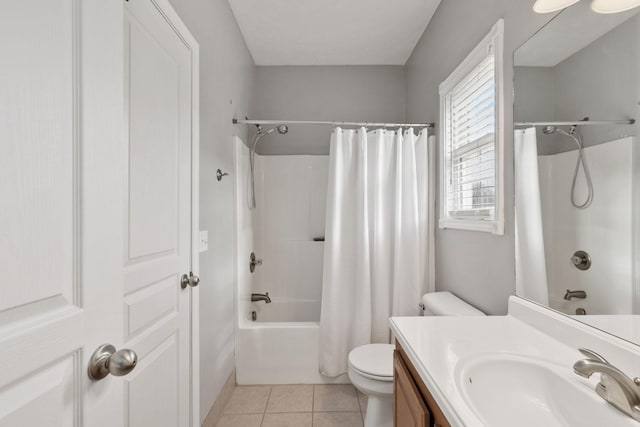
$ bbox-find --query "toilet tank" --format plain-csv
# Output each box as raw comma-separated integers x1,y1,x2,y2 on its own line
421,292,485,316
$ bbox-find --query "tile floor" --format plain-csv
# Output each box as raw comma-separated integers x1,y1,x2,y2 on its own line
216,384,368,427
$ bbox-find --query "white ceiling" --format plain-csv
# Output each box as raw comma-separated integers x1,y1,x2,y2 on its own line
227,0,442,66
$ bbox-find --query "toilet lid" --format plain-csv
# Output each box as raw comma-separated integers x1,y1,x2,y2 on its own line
348,344,394,378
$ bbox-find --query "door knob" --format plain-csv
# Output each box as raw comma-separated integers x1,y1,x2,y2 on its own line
88,344,138,381
180,272,200,289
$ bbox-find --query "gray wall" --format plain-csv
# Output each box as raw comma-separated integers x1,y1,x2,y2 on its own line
252,66,406,155
515,15,639,155
167,0,255,423
406,1,555,315
513,66,555,149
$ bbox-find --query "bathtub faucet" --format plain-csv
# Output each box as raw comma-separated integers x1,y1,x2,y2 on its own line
251,292,271,303
564,289,587,301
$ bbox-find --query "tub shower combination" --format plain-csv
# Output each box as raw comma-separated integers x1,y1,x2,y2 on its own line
232,118,435,385
233,137,335,384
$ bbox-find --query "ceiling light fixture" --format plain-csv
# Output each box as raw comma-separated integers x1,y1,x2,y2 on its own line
591,0,640,13
533,0,581,13
533,0,640,13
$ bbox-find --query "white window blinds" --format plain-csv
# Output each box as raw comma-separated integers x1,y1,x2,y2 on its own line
444,54,496,219
438,19,504,235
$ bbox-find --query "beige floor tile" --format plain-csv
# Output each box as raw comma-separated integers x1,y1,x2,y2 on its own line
313,385,360,412
357,391,368,414
313,412,364,427
223,386,272,414
261,412,312,427
266,384,313,413
216,414,263,427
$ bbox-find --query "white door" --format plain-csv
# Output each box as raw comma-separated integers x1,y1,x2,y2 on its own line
123,0,198,426
0,0,126,426
0,0,199,425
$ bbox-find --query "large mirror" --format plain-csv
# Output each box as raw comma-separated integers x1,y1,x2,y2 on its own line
513,1,639,345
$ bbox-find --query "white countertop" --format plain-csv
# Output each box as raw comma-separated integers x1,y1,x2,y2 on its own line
389,297,640,427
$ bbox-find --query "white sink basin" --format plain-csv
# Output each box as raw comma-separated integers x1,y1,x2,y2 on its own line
455,353,636,427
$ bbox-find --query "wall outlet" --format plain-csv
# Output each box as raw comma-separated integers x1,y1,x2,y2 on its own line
199,230,208,252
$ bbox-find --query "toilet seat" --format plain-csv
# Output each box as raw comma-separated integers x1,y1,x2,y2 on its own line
348,344,394,382
349,364,393,382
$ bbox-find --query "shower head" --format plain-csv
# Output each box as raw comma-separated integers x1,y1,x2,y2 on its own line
542,125,557,135
258,124,289,136
276,125,288,134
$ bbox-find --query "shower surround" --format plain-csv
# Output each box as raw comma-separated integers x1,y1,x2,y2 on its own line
233,139,347,384
538,137,635,315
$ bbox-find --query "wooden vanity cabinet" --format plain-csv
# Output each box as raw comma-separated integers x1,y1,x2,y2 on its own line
394,343,451,427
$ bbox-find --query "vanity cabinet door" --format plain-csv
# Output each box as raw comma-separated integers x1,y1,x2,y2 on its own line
394,350,430,427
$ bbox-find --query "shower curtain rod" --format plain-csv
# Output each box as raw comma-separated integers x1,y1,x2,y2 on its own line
232,118,435,128
515,119,635,127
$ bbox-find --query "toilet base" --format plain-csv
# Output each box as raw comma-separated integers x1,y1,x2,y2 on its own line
364,394,393,427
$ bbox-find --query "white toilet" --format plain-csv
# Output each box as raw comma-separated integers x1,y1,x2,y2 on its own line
348,292,485,427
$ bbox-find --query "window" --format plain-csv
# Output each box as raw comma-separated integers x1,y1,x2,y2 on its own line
439,19,504,235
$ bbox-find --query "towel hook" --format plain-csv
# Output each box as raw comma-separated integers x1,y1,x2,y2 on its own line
216,169,229,182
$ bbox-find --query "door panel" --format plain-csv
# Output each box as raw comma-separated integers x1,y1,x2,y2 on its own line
394,351,430,427
0,0,76,315
124,0,192,426
124,274,179,339
127,333,179,427
127,18,180,260
0,355,78,427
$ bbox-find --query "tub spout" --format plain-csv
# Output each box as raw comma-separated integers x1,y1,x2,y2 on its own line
564,289,587,300
251,292,271,303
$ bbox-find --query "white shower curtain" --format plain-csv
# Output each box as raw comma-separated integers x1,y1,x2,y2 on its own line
319,127,434,377
514,128,549,305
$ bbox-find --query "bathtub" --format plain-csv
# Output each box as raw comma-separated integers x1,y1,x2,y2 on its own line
235,298,349,385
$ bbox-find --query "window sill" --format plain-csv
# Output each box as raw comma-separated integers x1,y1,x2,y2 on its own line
439,218,504,235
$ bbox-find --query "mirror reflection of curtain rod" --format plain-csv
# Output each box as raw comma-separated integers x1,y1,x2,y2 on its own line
515,119,635,127
232,118,435,128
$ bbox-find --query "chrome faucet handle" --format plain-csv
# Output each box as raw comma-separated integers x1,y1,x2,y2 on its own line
579,348,609,364
570,250,591,270
249,252,263,273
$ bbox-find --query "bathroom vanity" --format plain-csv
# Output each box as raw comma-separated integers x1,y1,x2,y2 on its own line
390,2,640,425
389,297,640,426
